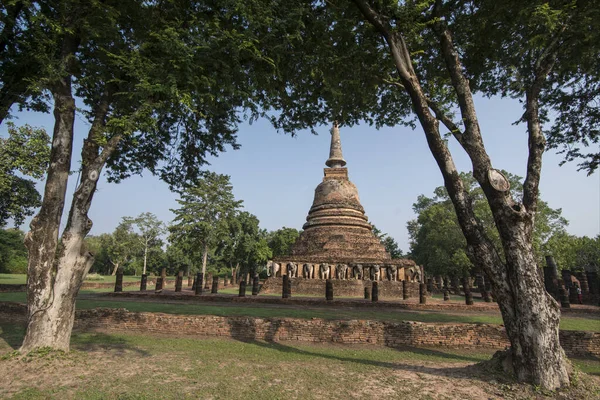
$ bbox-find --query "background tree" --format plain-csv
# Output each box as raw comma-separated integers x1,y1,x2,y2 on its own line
544,233,600,273
165,243,192,276
5,0,272,353
102,220,138,276
84,234,111,275
0,228,28,274
0,123,50,227
124,212,165,276
217,211,272,279
408,172,568,279
267,227,300,258
169,172,243,277
242,0,600,388
371,224,404,259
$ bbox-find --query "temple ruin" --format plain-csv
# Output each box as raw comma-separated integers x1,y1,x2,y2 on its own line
267,123,417,283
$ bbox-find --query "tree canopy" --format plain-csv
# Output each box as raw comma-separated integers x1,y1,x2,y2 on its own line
267,227,300,258
169,172,243,276
408,172,568,277
0,123,50,227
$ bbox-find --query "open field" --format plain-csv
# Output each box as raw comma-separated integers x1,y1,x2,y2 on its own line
0,273,143,285
0,323,598,400
1,290,599,332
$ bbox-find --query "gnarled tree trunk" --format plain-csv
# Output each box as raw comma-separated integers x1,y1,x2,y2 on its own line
351,0,569,389
21,58,116,352
22,67,78,352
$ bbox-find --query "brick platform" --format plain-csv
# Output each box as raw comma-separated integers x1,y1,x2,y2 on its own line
1,302,598,357
260,277,421,299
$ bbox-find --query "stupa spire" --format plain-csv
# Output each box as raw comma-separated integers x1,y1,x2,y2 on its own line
325,121,347,168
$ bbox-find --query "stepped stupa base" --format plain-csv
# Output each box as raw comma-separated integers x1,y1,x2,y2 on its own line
260,277,421,299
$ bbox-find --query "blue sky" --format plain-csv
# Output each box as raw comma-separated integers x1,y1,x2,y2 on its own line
2,94,599,253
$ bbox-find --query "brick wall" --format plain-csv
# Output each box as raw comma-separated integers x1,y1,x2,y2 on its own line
1,302,597,357
260,277,421,299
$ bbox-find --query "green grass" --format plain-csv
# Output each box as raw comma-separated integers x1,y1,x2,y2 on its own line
1,290,598,331
0,324,598,399
0,273,143,285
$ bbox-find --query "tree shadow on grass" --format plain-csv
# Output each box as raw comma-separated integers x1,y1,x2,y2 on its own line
71,331,151,357
230,335,499,384
0,322,26,350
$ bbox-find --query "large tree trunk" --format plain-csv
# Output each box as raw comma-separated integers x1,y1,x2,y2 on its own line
21,78,76,351
490,218,568,387
351,0,569,390
21,60,116,352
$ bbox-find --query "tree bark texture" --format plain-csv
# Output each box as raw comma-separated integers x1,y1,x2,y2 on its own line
351,0,569,389
20,42,117,352
21,71,79,352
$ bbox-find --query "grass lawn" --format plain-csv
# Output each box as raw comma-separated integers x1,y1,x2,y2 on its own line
0,323,598,399
0,273,143,285
1,290,598,332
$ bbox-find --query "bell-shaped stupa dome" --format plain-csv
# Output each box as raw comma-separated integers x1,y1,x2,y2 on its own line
288,123,391,263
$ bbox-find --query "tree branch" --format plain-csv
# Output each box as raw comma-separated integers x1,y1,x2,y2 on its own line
523,53,559,212
426,98,465,145
352,0,508,290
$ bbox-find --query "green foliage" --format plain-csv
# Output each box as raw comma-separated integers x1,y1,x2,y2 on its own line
544,233,600,273
0,228,28,274
267,227,300,258
371,224,404,259
123,212,165,275
408,172,568,276
0,123,50,227
169,172,243,273
217,211,272,275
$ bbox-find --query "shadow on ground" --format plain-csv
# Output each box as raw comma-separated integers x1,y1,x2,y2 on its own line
71,331,151,357
0,323,26,350
235,337,496,383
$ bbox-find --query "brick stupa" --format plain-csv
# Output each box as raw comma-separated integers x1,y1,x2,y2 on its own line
283,124,410,267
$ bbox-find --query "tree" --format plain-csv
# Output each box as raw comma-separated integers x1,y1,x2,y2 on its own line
408,172,568,278
246,0,599,388
169,172,243,277
165,243,192,276
218,211,272,278
0,228,28,274
371,224,403,259
103,220,138,276
84,234,111,275
0,123,50,227
9,1,271,353
124,212,165,276
544,233,600,273
267,227,300,258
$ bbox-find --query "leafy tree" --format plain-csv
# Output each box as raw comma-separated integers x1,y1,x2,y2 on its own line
84,234,111,275
217,211,272,278
123,212,165,276
267,227,300,258
408,172,567,278
103,220,140,276
169,172,243,277
6,1,272,353
245,0,599,387
371,224,403,259
544,233,600,273
0,123,50,227
165,243,192,276
0,228,28,274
